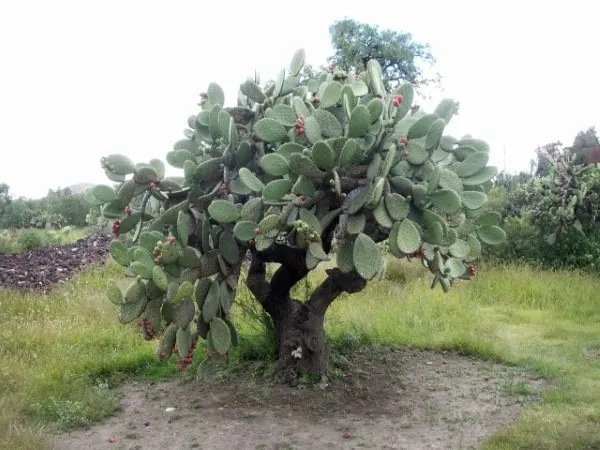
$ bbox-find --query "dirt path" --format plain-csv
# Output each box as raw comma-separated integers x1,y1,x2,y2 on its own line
50,348,546,450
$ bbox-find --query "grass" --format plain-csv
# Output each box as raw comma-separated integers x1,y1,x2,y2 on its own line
0,227,88,254
1,256,600,449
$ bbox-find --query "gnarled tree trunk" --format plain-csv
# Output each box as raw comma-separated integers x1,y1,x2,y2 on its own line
246,244,366,383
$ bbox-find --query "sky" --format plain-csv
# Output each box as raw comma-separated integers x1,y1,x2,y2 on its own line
0,0,598,199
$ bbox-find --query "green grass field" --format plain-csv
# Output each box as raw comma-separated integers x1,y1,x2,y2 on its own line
1,256,599,449
0,227,88,254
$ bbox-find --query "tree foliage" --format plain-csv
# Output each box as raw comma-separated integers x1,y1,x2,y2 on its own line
0,183,11,218
328,18,438,89
90,47,501,377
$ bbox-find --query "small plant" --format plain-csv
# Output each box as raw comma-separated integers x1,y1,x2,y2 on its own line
90,48,504,381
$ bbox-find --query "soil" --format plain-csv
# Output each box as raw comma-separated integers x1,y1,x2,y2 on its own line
0,233,111,291
50,347,547,450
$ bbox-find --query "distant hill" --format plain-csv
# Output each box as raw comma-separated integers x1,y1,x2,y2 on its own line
67,183,94,195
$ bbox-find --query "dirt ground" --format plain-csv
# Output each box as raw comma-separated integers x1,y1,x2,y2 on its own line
50,348,546,450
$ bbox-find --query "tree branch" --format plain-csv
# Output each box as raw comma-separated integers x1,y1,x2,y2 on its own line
246,252,270,305
307,268,367,316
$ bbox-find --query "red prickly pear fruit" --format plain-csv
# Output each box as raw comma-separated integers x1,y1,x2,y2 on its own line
253,227,260,235
393,99,400,107
395,94,404,104
298,115,305,123
312,97,320,104
402,151,409,158
296,126,304,135
329,63,336,70
167,235,176,245
399,137,408,145
300,195,308,201
248,238,255,246
219,184,226,191
148,182,156,189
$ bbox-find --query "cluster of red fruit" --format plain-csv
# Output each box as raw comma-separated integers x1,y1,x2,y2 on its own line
112,219,121,237
467,264,477,277
208,350,228,361
392,94,404,108
148,182,157,189
138,317,155,340
328,62,336,71
295,115,305,135
123,205,132,216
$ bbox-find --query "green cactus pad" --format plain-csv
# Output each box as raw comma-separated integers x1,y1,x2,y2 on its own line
303,116,322,144
263,179,293,200
445,257,466,278
299,208,322,234
229,178,253,195
476,225,506,245
152,265,169,291
406,141,428,165
453,145,477,161
240,79,267,103
210,317,232,354
289,48,305,77
138,231,163,254
233,220,259,241
352,233,382,280
373,200,393,228
319,81,343,109
118,295,148,324
133,166,159,185
166,150,194,169
385,193,410,221
110,240,130,267
429,189,462,213
396,219,421,253
456,152,489,178
438,168,463,193
254,118,288,142
91,184,116,203
394,83,414,121
236,169,265,194
425,119,445,150
160,200,189,225
476,211,501,227
367,98,384,122
448,239,470,258
308,242,329,261
176,211,189,247
407,114,438,139
104,154,136,175
258,213,280,236
207,200,241,223
313,109,343,138
174,298,195,328
292,176,316,197
336,239,355,273
312,141,335,171
346,213,366,234
178,246,202,268
130,261,153,279
254,235,274,251
194,157,223,182
173,280,194,304
342,187,368,215
219,281,233,313
106,279,123,305
389,176,413,196
423,221,444,244
460,191,487,210
260,153,290,177
289,153,325,179
265,104,297,127
339,139,362,168
348,105,371,138
241,197,263,222
461,166,498,186
218,230,239,264
176,326,192,358
434,99,459,123
207,82,225,107
200,251,220,278
277,142,305,159
157,323,177,358
202,281,220,323
467,234,482,259
194,278,212,311
458,137,490,153
349,80,369,97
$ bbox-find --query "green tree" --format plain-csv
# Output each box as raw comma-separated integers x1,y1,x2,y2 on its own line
328,18,438,90
91,48,502,381
0,183,11,218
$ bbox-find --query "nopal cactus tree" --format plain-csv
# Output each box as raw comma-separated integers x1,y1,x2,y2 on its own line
89,49,504,380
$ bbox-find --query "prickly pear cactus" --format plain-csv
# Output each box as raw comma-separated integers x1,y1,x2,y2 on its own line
89,48,504,367
507,150,600,244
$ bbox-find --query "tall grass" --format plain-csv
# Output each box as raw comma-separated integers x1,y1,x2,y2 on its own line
0,227,88,254
1,256,599,449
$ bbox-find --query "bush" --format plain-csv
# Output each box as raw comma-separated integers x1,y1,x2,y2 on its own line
17,229,43,250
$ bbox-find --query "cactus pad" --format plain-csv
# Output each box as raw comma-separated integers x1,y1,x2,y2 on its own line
352,233,382,280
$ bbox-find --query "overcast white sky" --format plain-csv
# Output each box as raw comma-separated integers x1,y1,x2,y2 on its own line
1,0,598,199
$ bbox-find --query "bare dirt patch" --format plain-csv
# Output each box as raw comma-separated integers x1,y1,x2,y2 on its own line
50,348,546,450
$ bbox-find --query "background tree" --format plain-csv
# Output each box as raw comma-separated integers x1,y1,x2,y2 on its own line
91,48,502,382
328,18,439,90
0,183,11,218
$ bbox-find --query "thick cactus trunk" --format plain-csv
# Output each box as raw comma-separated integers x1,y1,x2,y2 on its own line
246,245,366,383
